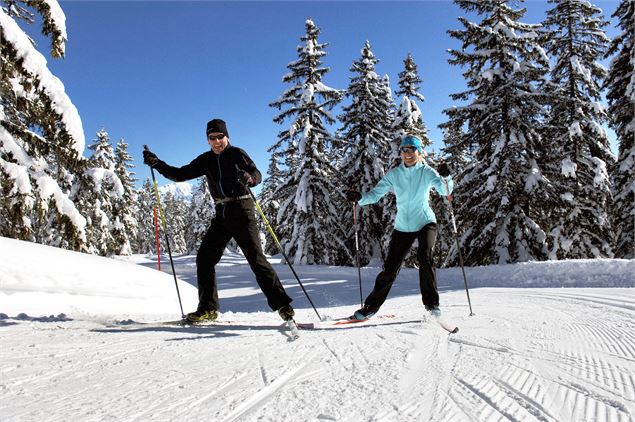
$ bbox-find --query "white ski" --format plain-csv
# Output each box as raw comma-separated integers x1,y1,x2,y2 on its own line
431,315,459,334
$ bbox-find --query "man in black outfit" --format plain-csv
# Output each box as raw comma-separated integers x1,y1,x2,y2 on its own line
143,118,294,323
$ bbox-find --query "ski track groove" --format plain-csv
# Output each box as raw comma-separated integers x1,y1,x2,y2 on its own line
528,345,635,421
453,375,530,421
320,338,350,370
8,342,156,388
531,292,635,312
572,319,633,358
257,345,269,386
377,331,441,421
431,332,464,422
492,378,557,422
554,351,635,400
219,360,312,422
136,370,254,421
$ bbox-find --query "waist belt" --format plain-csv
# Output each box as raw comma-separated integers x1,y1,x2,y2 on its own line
214,194,251,205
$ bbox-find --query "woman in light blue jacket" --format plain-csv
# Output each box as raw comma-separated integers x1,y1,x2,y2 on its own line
346,135,453,320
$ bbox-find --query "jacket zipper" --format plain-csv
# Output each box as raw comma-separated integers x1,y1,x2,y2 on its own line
216,155,226,197
216,154,227,219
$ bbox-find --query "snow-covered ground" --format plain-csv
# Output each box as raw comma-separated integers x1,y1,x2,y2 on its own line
1,236,634,421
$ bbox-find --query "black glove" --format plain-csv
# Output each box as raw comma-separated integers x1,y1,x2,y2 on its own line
437,161,451,177
239,170,256,187
143,149,159,167
345,189,362,202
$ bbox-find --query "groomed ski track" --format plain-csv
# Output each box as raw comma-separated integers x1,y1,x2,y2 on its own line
2,287,634,422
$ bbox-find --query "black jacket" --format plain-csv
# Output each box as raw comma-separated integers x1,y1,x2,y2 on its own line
153,144,261,200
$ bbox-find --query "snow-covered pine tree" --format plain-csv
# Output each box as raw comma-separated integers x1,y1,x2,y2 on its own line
77,129,124,255
185,177,214,254
161,191,187,254
0,0,87,249
113,138,138,255
337,41,394,265
258,153,284,256
605,0,634,259
543,0,615,259
390,53,431,169
268,18,348,265
443,0,553,265
134,179,157,255
396,54,426,103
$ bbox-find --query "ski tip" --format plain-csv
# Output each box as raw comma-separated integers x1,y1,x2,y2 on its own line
450,327,459,334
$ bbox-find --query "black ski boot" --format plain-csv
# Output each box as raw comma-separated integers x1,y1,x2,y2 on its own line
185,309,218,323
278,305,295,321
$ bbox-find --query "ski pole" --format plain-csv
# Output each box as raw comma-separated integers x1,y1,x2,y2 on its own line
144,145,185,318
238,177,323,321
153,206,161,271
443,178,474,316
353,203,363,308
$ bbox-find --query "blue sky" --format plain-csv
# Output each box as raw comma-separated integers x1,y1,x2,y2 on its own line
40,0,620,190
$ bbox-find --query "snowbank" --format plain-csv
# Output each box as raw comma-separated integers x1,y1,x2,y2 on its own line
0,236,196,317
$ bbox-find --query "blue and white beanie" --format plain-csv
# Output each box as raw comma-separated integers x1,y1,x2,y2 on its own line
400,135,423,153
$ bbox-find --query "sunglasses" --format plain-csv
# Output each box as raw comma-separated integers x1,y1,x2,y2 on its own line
400,146,417,154
207,134,225,141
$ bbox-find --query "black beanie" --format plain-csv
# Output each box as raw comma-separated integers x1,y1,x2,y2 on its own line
206,119,229,137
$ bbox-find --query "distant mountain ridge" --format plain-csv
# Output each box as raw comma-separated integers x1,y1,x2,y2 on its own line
158,182,193,201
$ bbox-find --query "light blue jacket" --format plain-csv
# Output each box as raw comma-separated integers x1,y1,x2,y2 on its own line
359,161,453,233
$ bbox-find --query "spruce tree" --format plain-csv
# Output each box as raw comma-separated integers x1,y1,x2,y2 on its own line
390,54,430,169
135,179,158,255
185,177,214,254
443,0,552,265
605,0,634,259
258,154,284,255
78,129,124,255
161,191,187,254
0,0,87,249
268,18,347,265
543,0,614,259
395,54,426,103
338,41,394,264
113,138,138,255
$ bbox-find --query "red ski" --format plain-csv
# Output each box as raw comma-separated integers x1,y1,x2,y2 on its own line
332,314,396,325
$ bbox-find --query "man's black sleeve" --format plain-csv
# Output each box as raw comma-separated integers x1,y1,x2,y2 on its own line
154,153,208,182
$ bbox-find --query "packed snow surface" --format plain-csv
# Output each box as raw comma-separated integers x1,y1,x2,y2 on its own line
0,236,633,421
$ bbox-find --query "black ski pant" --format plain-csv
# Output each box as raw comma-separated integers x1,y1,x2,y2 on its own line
195,199,292,312
364,223,439,312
